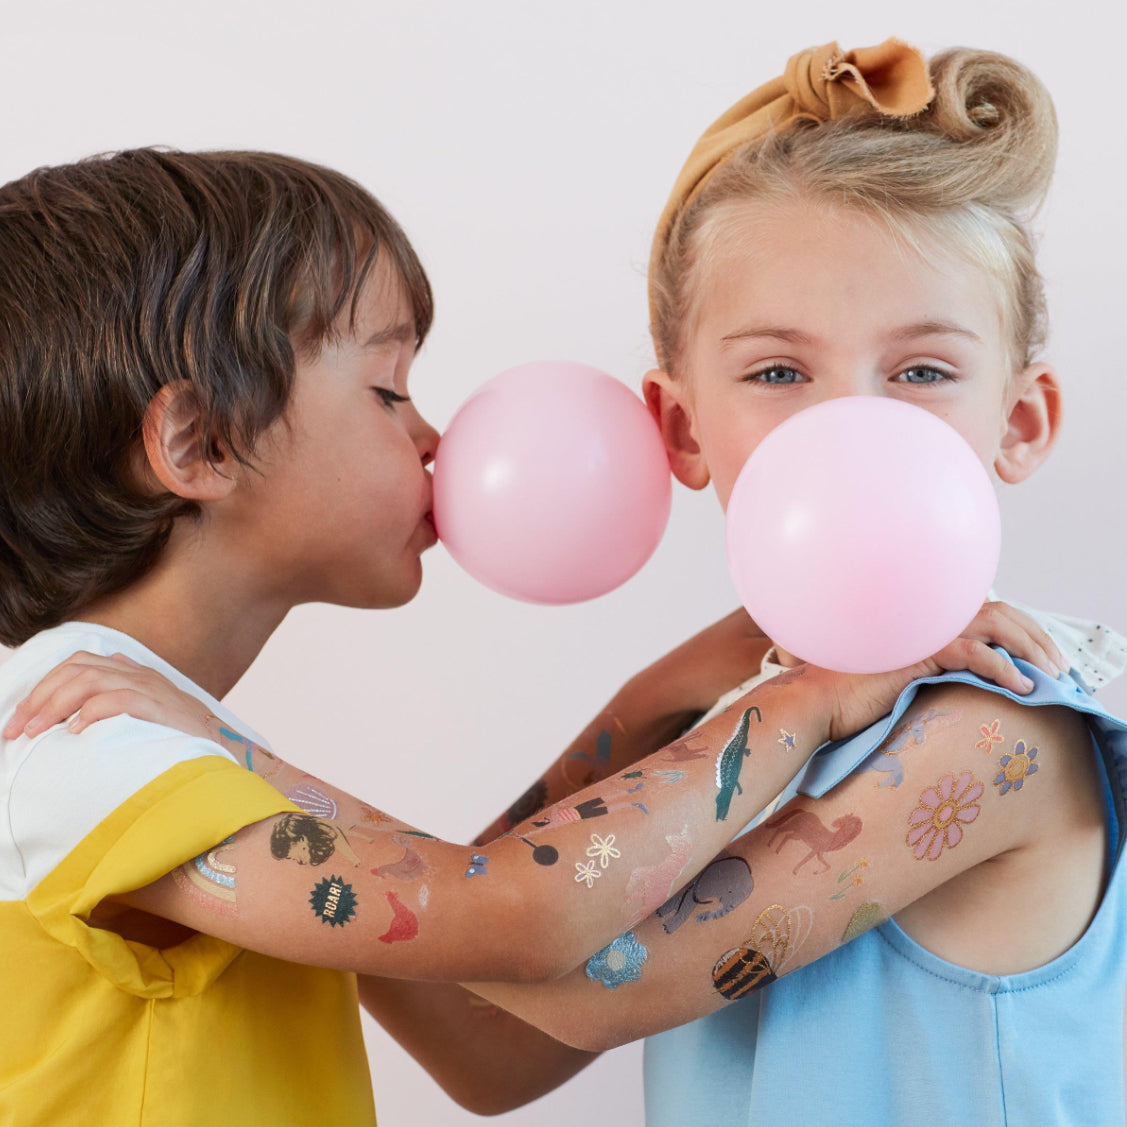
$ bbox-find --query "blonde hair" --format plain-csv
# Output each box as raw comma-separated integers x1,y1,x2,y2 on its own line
650,47,1059,383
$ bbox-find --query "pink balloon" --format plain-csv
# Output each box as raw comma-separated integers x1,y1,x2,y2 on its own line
433,362,672,603
725,396,1001,673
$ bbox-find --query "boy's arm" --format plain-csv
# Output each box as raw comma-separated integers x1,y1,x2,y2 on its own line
464,682,1100,1050
475,609,772,844
97,668,841,982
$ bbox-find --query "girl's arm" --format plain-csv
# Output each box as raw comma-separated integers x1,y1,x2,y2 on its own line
464,680,1099,1049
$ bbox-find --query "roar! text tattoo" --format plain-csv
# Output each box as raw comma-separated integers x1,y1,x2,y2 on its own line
906,771,983,860
309,875,358,927
173,835,239,916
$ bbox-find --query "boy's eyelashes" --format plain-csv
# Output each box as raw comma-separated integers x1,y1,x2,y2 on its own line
372,387,411,407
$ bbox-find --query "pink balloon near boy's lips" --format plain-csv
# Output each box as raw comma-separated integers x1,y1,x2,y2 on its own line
432,362,672,604
725,396,1001,674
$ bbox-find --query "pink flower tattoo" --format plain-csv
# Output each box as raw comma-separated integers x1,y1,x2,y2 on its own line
975,719,1004,753
906,771,984,861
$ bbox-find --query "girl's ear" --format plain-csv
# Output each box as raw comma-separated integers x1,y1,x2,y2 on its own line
994,363,1062,485
642,368,711,490
137,380,238,501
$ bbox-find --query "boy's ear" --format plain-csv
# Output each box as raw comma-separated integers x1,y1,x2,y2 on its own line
994,363,1062,485
642,368,711,490
137,380,237,502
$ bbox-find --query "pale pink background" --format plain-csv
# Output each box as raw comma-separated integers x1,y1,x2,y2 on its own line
2,2,1123,1124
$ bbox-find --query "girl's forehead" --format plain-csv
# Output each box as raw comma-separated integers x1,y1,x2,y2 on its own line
693,200,1002,346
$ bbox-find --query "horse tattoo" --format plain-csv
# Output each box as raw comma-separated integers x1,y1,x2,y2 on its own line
765,808,863,874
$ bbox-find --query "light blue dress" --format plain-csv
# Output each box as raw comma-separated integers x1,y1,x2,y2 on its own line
644,652,1127,1126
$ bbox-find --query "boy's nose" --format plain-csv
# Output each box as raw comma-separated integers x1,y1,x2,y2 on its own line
417,421,440,467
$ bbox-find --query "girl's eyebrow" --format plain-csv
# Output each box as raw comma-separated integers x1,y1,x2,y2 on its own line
720,320,983,348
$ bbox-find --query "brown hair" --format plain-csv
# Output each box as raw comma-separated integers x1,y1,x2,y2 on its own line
0,148,433,646
650,47,1058,383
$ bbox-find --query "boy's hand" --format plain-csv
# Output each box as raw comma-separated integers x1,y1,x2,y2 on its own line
2,651,218,741
822,599,1071,742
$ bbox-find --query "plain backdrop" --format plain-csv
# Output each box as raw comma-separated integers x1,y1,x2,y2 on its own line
2,1,1124,1123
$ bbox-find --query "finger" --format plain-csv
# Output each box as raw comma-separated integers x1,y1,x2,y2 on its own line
67,689,158,735
963,602,1067,679
20,668,141,737
936,638,1035,694
4,653,149,739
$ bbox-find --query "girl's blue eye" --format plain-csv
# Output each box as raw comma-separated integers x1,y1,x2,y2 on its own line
744,366,803,385
895,366,954,385
373,387,410,408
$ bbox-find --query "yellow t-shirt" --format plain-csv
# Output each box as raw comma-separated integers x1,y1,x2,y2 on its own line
0,623,378,1126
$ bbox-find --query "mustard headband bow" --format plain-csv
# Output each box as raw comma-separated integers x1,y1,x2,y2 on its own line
648,36,936,331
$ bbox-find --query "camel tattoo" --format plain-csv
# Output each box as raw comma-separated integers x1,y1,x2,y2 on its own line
656,853,754,933
715,708,759,821
858,707,962,789
765,808,863,874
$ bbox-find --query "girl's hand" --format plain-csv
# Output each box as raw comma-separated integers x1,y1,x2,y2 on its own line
823,599,1071,742
2,651,218,741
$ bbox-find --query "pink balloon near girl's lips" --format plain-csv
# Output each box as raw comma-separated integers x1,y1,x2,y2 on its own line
725,396,1001,674
432,361,672,604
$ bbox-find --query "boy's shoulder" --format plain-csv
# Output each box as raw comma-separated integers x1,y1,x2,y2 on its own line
0,622,263,899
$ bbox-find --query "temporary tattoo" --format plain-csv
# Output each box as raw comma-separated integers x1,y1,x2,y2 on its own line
662,735,710,763
994,740,1038,795
777,729,797,753
271,813,362,867
586,930,648,989
401,829,438,840
828,858,870,900
713,903,813,998
530,796,608,828
173,835,238,916
976,719,1004,753
623,770,644,779
506,780,549,827
751,903,813,976
564,727,615,788
377,891,419,944
465,853,490,877
626,781,645,794
715,708,755,821
859,707,963,789
217,724,259,771
653,769,686,785
765,809,863,874
370,834,432,881
586,833,621,869
517,835,559,866
286,779,338,820
309,875,358,927
625,829,692,918
417,884,430,909
906,771,983,861
841,900,886,943
574,860,601,888
656,852,753,933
